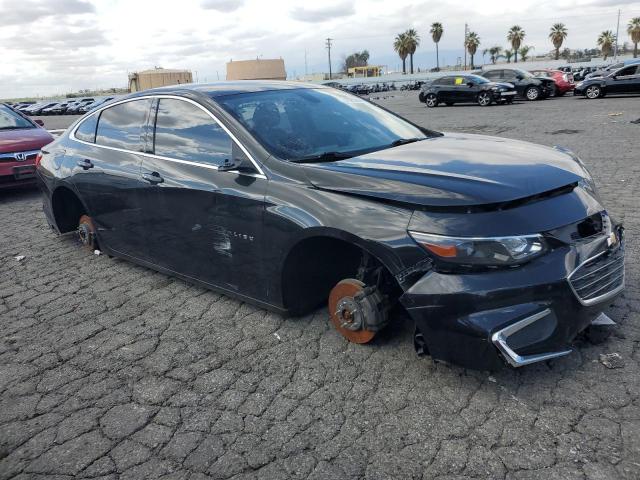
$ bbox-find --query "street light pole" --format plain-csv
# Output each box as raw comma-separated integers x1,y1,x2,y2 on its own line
614,9,621,60
326,38,333,80
464,23,468,70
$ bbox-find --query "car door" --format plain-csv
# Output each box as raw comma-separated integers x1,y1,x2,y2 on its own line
70,98,153,258
607,66,638,93
138,96,268,300
437,77,455,102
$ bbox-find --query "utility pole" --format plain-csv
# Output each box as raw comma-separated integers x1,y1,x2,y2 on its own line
614,9,621,60
464,23,469,70
326,38,333,80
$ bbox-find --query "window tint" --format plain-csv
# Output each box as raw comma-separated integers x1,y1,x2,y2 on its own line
617,66,637,76
75,114,98,143
96,99,151,151
436,77,454,85
154,98,233,166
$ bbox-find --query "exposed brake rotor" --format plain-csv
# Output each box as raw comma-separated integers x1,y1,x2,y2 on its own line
77,215,96,250
328,278,378,344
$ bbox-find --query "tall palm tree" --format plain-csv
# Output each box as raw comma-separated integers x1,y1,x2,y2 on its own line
519,45,534,62
507,25,526,63
628,17,640,58
430,22,444,71
549,23,568,60
405,29,421,74
597,30,615,60
394,33,410,74
465,32,480,69
483,46,503,64
504,49,514,63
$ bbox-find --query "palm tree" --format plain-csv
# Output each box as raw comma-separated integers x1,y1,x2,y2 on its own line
519,45,534,62
405,29,421,74
483,46,503,64
394,33,410,74
549,23,568,60
597,30,615,60
628,17,640,58
507,25,526,63
430,22,444,71
465,32,480,69
504,49,514,63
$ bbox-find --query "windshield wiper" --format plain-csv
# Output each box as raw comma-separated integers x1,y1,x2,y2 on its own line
388,137,425,147
292,151,355,163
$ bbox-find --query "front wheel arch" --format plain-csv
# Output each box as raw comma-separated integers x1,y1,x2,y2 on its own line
280,232,401,315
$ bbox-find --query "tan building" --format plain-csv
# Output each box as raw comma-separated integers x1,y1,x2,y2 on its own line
226,58,286,81
128,68,193,92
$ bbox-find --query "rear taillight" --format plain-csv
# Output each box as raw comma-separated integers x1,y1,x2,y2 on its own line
35,152,43,167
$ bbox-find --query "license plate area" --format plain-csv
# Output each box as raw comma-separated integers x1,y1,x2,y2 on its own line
13,165,36,180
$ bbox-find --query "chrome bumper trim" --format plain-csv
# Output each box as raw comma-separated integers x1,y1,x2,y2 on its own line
491,309,572,367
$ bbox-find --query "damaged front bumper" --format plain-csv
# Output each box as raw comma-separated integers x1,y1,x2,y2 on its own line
400,230,624,370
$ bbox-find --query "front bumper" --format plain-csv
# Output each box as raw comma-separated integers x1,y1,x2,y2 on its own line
400,232,624,370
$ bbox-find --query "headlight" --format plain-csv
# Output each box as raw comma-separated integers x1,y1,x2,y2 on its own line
409,231,547,267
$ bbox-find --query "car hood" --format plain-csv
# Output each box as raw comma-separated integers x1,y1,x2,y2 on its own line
0,127,54,153
303,133,586,208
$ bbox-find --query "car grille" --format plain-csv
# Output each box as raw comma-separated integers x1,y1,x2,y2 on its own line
0,150,40,163
568,246,624,306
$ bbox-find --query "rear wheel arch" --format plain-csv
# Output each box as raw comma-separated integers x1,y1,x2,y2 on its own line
280,230,401,315
51,185,88,234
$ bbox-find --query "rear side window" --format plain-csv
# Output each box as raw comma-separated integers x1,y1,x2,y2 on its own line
96,99,152,151
484,70,502,80
435,77,454,86
75,115,98,143
153,98,232,166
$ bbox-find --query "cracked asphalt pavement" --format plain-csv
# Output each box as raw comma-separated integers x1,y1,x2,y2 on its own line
2,94,640,479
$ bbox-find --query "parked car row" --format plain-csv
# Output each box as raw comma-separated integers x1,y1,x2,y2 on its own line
418,62,640,106
8,96,120,116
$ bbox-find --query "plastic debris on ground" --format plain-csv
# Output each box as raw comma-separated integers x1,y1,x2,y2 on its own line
14,255,25,262
273,332,281,341
94,250,101,255
599,353,624,369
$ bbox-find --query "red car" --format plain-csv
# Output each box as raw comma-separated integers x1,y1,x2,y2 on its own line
529,69,575,96
0,104,54,189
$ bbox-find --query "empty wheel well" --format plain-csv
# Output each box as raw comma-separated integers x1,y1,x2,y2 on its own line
51,187,86,233
281,236,399,315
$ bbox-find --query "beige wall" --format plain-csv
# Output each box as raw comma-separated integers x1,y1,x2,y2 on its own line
129,70,193,92
226,59,286,80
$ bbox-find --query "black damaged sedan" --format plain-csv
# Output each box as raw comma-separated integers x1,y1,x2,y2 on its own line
419,74,516,107
36,81,624,370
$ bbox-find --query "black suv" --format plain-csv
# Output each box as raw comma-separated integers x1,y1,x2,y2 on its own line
480,68,554,100
36,82,624,370
419,74,516,107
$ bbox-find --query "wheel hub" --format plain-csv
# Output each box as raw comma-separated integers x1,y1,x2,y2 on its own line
328,279,380,344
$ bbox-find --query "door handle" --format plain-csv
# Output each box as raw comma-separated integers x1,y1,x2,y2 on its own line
77,159,93,170
142,172,164,184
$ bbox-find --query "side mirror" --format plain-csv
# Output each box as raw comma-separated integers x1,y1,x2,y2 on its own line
516,75,524,80
467,82,474,87
217,144,254,173
34,119,44,126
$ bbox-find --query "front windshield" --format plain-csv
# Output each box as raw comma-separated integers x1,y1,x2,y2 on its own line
216,88,427,161
0,105,34,130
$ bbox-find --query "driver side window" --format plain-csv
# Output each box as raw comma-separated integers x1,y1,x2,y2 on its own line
616,66,637,77
153,99,233,167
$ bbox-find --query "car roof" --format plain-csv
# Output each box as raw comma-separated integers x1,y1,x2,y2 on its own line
141,80,324,98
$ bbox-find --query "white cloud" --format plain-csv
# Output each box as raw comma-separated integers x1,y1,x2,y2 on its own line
1,0,639,98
